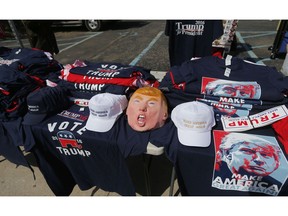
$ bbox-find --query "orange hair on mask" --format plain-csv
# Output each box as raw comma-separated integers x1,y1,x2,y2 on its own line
131,87,168,112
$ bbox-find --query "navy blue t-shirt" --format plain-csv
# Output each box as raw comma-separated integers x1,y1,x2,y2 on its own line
24,104,152,195
165,20,223,66
150,119,288,196
0,118,30,167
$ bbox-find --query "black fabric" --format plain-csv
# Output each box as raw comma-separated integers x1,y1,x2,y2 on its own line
153,121,288,196
0,46,62,78
150,118,178,163
0,46,62,121
23,20,59,55
160,56,288,121
114,114,150,157
165,20,223,67
23,86,71,125
47,72,131,97
31,145,76,196
0,118,29,167
26,105,138,196
59,61,158,89
160,56,288,101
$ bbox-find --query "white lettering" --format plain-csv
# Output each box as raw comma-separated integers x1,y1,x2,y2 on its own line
58,121,69,130
77,126,86,135
48,122,57,132
212,176,280,196
62,148,70,155
175,21,205,36
74,83,105,91
56,146,91,157
70,122,82,131
47,121,85,134
219,97,245,104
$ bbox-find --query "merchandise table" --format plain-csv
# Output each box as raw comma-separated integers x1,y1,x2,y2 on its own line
22,105,288,196
24,104,154,196
167,125,288,196
2,46,288,196
143,116,288,196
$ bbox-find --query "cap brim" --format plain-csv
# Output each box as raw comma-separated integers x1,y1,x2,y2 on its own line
85,116,117,132
177,129,212,147
23,113,47,125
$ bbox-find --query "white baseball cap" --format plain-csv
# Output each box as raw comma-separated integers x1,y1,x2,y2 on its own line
85,93,128,132
171,101,215,147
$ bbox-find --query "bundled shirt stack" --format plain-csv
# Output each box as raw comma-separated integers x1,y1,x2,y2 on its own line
47,60,159,99
0,46,62,166
159,56,288,196
160,55,288,121
0,46,62,120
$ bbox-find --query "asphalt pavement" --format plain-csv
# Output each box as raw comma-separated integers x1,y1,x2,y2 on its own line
0,20,287,197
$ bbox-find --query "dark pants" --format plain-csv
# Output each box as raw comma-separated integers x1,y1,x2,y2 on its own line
23,20,59,55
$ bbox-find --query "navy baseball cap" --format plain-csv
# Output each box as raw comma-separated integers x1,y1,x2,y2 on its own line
23,86,71,125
